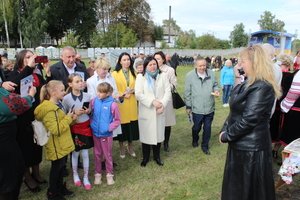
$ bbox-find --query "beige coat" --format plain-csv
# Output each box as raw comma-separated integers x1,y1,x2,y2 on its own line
159,64,176,126
135,73,171,145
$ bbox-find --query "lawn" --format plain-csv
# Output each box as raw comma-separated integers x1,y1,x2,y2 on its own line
18,64,299,200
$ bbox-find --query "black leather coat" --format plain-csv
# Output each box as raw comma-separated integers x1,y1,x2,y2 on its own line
221,80,275,151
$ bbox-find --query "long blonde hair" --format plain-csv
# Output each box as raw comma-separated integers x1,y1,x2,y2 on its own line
239,45,281,98
40,80,64,102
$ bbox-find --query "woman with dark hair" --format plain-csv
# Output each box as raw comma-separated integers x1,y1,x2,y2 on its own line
0,86,36,200
7,50,46,192
154,51,177,152
135,56,171,166
111,52,139,158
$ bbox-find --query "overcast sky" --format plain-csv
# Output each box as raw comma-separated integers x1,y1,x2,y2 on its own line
147,0,299,40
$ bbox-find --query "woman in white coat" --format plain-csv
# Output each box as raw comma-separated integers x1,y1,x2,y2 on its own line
135,56,171,167
154,51,177,152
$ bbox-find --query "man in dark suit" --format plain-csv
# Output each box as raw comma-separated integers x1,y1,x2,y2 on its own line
46,46,89,88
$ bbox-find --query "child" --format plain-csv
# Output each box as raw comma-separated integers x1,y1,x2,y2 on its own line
62,73,93,190
34,80,76,200
91,82,121,185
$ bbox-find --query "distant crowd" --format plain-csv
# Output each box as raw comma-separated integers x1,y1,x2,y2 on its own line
1,44,300,200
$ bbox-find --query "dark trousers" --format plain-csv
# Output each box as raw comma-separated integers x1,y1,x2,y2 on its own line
164,126,171,145
192,112,214,150
0,178,22,200
48,156,67,194
222,85,233,104
141,143,161,162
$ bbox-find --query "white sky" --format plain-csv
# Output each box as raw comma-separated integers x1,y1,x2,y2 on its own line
147,0,300,40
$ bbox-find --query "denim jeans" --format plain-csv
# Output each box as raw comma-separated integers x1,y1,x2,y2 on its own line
222,85,233,104
192,112,214,150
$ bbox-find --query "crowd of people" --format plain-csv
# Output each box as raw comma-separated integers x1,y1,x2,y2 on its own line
0,44,300,200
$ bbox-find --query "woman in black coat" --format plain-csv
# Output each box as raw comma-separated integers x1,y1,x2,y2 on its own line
7,50,46,192
219,45,281,200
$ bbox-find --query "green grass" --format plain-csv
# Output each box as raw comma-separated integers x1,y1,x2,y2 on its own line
20,65,294,200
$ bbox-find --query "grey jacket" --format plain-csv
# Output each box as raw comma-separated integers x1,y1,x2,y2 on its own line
184,69,218,115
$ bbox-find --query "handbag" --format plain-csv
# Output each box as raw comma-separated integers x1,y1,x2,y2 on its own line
32,110,58,146
171,86,185,109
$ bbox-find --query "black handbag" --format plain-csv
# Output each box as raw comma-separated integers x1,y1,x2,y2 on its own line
171,86,185,109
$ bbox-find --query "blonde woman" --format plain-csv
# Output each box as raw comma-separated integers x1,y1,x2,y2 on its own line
219,45,281,200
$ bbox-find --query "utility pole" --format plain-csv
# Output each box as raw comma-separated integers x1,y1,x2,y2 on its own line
168,6,171,44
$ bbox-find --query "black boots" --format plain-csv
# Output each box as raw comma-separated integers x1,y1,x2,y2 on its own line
164,127,171,152
141,143,150,167
141,143,164,167
153,143,163,166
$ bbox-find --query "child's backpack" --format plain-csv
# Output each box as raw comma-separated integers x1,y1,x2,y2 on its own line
32,119,50,146
32,110,58,146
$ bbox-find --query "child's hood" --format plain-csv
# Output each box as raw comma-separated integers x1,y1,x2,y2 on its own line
34,100,59,121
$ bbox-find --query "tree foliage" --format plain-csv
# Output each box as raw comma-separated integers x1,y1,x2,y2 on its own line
21,0,48,47
176,30,197,49
229,23,249,48
90,23,137,48
258,11,285,32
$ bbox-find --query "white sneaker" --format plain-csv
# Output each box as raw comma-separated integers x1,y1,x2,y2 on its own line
106,173,115,185
94,173,102,185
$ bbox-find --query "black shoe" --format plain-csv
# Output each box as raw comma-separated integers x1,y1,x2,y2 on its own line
140,160,148,167
192,142,199,148
47,191,66,200
202,149,210,155
32,175,47,184
60,183,74,197
163,143,169,152
23,180,41,193
154,158,164,166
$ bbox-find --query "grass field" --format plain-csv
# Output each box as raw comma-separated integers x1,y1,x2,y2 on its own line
18,64,300,200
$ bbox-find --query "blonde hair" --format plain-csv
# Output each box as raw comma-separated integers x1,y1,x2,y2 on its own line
95,57,111,70
239,45,281,98
40,80,64,102
97,82,113,94
278,54,293,67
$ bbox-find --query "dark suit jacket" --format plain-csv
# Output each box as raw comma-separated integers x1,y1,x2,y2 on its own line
47,60,89,88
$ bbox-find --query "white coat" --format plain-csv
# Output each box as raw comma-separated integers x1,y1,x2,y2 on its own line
135,73,171,145
159,64,177,126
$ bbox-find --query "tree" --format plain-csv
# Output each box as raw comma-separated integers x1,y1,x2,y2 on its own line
20,0,48,47
0,0,14,47
71,0,97,47
292,39,300,54
258,11,285,32
90,23,137,47
197,34,219,49
112,0,152,43
229,23,249,48
162,18,181,34
153,24,163,41
176,30,197,49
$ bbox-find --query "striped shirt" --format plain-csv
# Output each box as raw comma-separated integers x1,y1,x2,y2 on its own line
281,71,300,113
